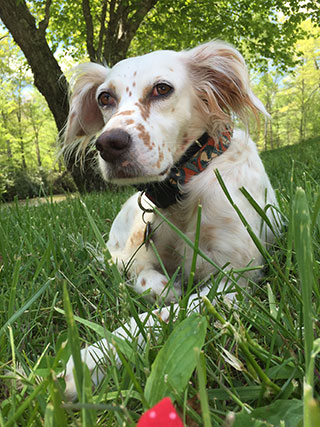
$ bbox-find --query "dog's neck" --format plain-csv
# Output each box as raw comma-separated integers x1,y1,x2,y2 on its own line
136,126,233,209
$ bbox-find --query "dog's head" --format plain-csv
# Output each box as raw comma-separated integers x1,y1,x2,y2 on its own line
64,41,266,184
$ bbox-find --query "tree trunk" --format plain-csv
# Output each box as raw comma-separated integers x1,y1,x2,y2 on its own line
34,131,42,167
299,79,305,141
1,111,13,160
17,109,27,170
16,83,27,169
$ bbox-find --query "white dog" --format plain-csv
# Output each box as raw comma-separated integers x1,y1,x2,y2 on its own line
63,41,277,400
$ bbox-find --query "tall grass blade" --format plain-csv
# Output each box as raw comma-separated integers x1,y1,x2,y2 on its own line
293,187,316,427
4,380,49,427
196,348,212,427
0,278,54,338
80,199,123,283
62,283,95,425
62,282,83,397
47,372,68,426
293,188,314,382
186,204,202,296
7,258,21,321
310,192,320,232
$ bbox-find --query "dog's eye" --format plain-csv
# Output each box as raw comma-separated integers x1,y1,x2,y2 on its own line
152,83,173,97
98,92,115,107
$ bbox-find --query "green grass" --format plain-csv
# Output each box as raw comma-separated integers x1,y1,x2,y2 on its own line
0,136,319,426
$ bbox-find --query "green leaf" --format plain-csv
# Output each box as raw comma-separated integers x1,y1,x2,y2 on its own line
228,399,303,427
227,409,270,427
251,399,303,427
144,313,207,407
44,403,54,427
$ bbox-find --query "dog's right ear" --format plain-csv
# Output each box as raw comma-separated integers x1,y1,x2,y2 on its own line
64,63,110,147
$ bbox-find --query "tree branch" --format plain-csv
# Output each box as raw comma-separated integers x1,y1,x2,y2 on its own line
0,33,8,42
97,0,108,61
39,0,52,34
82,0,97,62
103,0,159,65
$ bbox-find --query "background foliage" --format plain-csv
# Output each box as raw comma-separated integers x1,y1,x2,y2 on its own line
0,34,75,201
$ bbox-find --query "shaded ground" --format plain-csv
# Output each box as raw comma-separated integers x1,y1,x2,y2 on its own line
2,193,78,207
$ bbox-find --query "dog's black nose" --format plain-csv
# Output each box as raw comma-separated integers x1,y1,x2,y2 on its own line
96,129,132,162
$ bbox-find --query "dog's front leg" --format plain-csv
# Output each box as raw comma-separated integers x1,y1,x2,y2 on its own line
63,303,179,400
62,286,211,401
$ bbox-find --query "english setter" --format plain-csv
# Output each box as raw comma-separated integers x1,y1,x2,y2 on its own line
63,41,277,400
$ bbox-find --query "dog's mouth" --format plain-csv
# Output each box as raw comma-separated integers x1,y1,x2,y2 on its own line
102,159,171,185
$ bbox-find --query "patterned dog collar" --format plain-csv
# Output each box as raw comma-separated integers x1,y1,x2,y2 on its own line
136,126,233,209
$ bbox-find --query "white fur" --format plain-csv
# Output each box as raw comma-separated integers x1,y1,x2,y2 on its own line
63,41,278,400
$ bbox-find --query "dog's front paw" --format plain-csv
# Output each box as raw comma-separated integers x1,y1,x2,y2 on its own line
135,269,181,303
62,343,109,401
63,358,78,401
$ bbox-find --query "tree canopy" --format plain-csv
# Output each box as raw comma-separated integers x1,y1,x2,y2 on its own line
23,0,320,70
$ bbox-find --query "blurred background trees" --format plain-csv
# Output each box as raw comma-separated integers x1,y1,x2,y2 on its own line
252,20,320,149
0,0,319,200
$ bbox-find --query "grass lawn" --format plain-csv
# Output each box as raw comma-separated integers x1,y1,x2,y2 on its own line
0,136,319,426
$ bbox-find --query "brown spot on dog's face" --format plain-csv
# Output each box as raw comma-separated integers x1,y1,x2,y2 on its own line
132,84,153,121
136,101,150,121
126,86,129,93
141,279,146,287
136,123,152,149
129,91,132,97
133,82,136,87
133,71,137,77
142,85,152,100
116,110,135,116
125,119,134,125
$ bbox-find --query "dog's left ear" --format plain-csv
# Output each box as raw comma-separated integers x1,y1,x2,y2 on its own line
63,63,110,148
183,41,267,129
